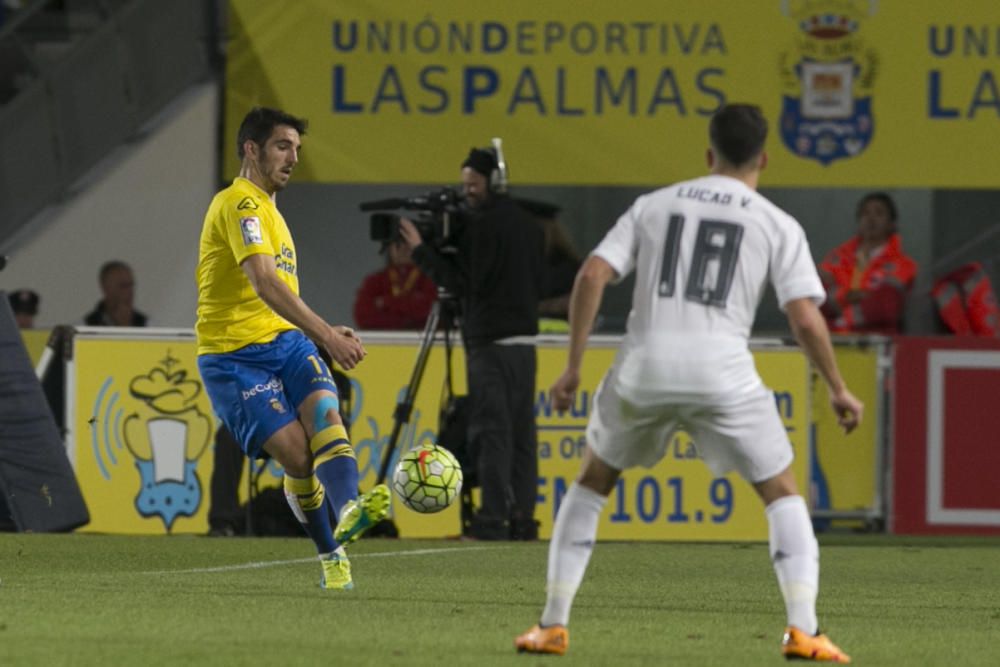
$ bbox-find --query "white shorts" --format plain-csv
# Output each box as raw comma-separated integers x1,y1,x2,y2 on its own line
587,366,793,483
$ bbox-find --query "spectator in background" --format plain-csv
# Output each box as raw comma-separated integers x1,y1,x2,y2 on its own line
8,289,39,329
84,260,149,326
353,237,437,330
819,192,917,334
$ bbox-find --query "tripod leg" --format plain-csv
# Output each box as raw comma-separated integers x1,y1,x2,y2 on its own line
375,299,442,484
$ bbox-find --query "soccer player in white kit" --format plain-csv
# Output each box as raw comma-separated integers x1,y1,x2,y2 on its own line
515,104,862,663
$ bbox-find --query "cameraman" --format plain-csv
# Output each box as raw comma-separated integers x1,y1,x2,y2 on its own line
398,147,545,541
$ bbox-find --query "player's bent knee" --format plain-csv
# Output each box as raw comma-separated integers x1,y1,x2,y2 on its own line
753,467,799,505
576,450,620,496
311,393,342,432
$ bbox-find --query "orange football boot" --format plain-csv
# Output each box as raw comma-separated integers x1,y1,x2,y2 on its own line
515,624,569,655
781,626,851,663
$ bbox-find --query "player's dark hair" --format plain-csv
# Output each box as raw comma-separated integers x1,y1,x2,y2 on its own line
856,192,898,223
237,107,308,159
709,103,768,168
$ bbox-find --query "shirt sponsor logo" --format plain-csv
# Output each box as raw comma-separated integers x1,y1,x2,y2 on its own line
240,216,263,246
241,377,284,400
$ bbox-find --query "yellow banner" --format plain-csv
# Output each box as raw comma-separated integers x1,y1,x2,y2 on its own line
65,333,851,540
226,0,1000,187
810,341,883,522
73,337,216,535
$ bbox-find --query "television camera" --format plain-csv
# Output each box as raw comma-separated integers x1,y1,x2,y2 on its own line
361,187,467,248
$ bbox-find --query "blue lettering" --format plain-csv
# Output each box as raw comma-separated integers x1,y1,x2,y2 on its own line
558,435,584,459
595,67,637,114
666,476,689,522
968,70,1000,117
536,476,547,505
695,67,726,116
418,65,448,113
448,22,473,53
372,65,409,113
543,21,565,53
367,20,391,52
636,477,660,523
929,26,953,57
702,23,726,54
508,67,546,115
671,436,698,459
332,65,363,113
606,22,627,54
538,439,552,459
332,20,357,52
535,390,554,418
482,22,508,53
928,70,960,118
463,66,500,113
556,67,584,116
609,477,631,522
675,23,700,55
569,390,589,418
516,20,537,54
632,21,653,53
964,26,989,57
552,475,570,516
647,68,686,115
570,22,597,54
773,391,793,419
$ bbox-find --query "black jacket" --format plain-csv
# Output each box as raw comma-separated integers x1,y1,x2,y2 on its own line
412,195,544,348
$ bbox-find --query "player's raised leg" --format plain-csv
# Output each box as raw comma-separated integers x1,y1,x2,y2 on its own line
303,391,362,519
298,389,389,545
515,447,620,656
755,468,851,663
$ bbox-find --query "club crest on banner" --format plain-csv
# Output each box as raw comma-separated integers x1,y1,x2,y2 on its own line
778,0,878,165
89,351,212,531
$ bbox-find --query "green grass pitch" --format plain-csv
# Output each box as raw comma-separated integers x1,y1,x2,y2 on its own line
1,533,998,666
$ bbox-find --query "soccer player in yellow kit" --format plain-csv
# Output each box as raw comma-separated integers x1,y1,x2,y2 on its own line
196,107,389,590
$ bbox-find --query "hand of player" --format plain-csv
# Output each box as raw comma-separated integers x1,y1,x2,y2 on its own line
829,386,863,434
550,368,581,413
325,326,366,370
397,217,423,249
334,325,360,341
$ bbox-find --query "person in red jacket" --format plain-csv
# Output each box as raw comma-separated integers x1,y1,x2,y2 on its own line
819,192,917,334
353,237,437,329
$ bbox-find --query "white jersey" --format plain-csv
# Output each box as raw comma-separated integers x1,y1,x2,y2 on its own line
593,173,824,404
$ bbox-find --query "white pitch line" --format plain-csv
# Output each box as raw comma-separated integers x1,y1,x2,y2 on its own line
140,545,512,576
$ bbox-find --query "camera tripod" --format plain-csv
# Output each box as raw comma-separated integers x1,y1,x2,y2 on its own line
367,289,462,537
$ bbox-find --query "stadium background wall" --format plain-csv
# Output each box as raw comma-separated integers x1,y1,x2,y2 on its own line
21,329,899,540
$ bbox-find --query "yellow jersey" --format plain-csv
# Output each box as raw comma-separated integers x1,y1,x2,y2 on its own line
196,177,298,354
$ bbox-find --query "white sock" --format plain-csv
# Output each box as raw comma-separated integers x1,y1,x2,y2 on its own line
766,495,819,634
540,483,607,627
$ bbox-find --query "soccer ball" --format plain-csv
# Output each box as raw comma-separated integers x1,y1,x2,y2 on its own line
392,444,463,513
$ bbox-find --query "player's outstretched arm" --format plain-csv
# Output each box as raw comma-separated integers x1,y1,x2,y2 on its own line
551,256,616,412
241,254,366,369
784,298,863,433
